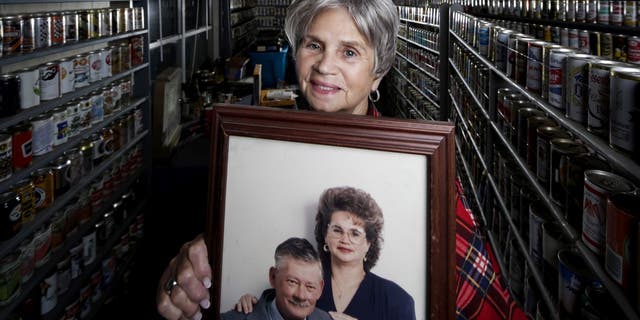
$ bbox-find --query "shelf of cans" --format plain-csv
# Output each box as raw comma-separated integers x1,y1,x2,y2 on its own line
389,68,439,121
0,135,146,317
0,7,146,65
449,9,640,320
462,0,640,30
394,54,440,103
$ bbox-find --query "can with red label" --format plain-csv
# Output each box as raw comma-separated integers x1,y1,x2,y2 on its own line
131,36,144,66
541,43,563,100
2,16,23,56
609,66,640,158
611,0,624,25
526,40,545,94
10,123,32,170
549,48,574,109
39,62,60,101
583,170,636,257
50,12,63,46
34,224,52,268
58,58,75,95
628,36,640,64
605,192,640,300
17,67,40,109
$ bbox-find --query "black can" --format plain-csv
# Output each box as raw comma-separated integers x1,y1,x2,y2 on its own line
21,14,35,53
0,74,21,117
77,11,89,41
0,191,21,241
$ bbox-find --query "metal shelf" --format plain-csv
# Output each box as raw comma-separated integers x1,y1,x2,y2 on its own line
396,52,440,82
0,130,149,262
391,85,431,121
397,35,440,55
399,17,439,29
0,63,149,132
0,30,147,68
449,26,640,320
392,67,439,107
449,29,640,186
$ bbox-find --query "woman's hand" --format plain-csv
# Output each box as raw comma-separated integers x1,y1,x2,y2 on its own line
328,311,359,320
234,294,258,313
157,234,212,320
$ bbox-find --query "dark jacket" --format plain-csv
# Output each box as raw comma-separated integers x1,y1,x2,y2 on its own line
220,289,331,320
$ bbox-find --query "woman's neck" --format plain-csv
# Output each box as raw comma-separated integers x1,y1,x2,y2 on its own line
330,261,366,283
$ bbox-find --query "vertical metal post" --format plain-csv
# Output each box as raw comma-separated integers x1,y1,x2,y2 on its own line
438,4,450,121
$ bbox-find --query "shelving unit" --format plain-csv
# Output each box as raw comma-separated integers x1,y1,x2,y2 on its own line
0,1,151,318
448,4,640,320
220,0,257,56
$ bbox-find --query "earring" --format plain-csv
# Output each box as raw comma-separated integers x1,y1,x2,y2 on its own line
369,89,380,103
364,257,367,262
323,244,329,252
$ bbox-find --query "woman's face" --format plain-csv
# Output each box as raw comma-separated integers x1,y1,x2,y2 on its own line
295,7,382,115
324,210,371,266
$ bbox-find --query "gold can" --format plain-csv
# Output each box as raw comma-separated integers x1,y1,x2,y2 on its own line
12,179,36,224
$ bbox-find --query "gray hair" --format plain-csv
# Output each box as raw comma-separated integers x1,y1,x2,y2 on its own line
274,237,323,274
284,0,399,77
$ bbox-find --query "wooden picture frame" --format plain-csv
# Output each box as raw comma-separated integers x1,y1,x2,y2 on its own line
204,104,456,319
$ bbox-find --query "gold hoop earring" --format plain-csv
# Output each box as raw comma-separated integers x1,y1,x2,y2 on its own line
323,244,329,252
364,256,367,262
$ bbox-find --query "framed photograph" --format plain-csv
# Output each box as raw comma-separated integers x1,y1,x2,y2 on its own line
204,105,456,320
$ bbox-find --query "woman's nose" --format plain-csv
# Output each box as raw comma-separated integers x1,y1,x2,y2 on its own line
315,51,336,74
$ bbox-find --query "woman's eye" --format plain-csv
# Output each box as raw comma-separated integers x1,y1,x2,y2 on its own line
345,49,357,57
306,43,320,50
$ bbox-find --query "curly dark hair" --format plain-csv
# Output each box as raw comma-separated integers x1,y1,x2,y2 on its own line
314,186,384,271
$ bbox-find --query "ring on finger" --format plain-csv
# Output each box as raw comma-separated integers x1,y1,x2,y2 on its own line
164,276,179,295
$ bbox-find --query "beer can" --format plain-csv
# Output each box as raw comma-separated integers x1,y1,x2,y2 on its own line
506,33,527,79
39,62,60,101
110,8,120,35
587,60,619,137
134,7,145,30
102,87,114,116
30,113,54,156
90,91,105,124
124,8,134,32
541,43,563,100
509,100,537,146
50,12,63,46
78,96,92,131
611,0,624,25
56,257,70,296
116,8,126,34
609,66,640,157
549,138,588,211
598,0,611,24
582,170,636,256
62,11,78,43
527,116,557,170
536,126,571,186
77,10,89,41
588,31,601,56
496,29,514,72
0,253,21,305
131,36,144,66
0,74,21,117
557,248,598,318
515,37,536,85
526,40,545,95
73,54,90,88
58,58,75,95
605,192,640,298
587,0,599,23
2,16,22,56
624,1,637,26
0,134,12,182
578,30,590,54
542,222,572,299
628,36,640,64
0,191,21,242
21,15,35,53
119,42,131,71
601,32,613,59
565,54,595,124
111,82,123,112
517,108,545,157
13,179,35,224
580,282,624,319
34,13,51,49
63,148,82,186
88,51,102,82
560,27,569,47
51,155,71,196
33,224,51,268
477,22,491,57
100,47,112,78
18,236,35,283
99,9,112,38
120,79,132,107
576,0,588,22
613,34,627,62
110,46,121,75
66,101,81,138
17,67,40,109
568,28,579,49
40,270,57,314
79,138,94,176
52,105,69,146
88,10,100,39
10,122,33,169
31,167,54,211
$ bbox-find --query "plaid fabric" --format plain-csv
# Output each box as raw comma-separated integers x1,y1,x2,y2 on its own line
455,179,528,320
